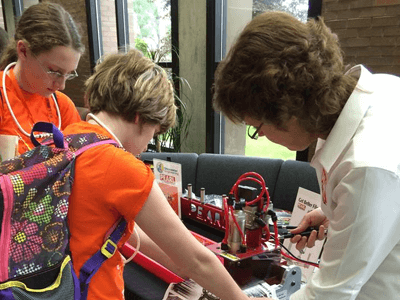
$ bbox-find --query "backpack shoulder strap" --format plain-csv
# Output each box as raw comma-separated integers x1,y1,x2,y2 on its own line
0,87,4,126
30,123,120,152
78,218,128,300
66,131,122,156
73,139,119,156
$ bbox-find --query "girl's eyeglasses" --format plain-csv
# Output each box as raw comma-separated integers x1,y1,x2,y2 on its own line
33,53,78,81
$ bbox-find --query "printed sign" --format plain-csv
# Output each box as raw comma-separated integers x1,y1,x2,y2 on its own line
153,158,182,218
283,187,325,282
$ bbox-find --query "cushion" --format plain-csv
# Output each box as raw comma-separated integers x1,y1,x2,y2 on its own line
195,153,283,200
273,159,320,211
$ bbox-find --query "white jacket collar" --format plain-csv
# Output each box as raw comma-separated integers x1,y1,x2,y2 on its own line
312,65,375,172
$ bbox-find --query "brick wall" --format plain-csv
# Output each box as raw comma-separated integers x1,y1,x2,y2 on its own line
322,0,400,76
53,0,92,107
100,1,118,55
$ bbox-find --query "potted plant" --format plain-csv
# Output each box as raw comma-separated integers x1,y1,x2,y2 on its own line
135,38,192,152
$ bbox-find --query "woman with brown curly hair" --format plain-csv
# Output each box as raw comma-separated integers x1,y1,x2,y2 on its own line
213,11,400,300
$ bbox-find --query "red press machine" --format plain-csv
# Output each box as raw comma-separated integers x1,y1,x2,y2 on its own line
122,172,304,299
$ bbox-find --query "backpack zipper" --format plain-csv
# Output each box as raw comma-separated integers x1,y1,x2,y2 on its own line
0,175,13,282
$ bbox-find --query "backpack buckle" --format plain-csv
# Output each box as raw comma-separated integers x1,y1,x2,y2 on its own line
101,239,117,258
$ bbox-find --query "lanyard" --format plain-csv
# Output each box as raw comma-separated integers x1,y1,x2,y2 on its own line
86,113,124,148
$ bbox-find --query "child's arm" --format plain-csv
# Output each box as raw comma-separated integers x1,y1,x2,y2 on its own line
128,224,189,279
134,180,268,300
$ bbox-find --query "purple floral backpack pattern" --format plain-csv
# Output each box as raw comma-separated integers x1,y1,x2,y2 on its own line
0,122,125,299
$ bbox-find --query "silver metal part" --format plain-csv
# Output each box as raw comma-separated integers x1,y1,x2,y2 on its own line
200,187,205,204
243,205,258,229
228,209,246,253
274,265,302,299
188,184,192,199
241,265,302,300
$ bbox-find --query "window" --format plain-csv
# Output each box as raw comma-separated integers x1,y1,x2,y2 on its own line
130,0,172,63
24,0,40,10
128,1,186,152
245,126,296,160
252,0,308,22
0,3,4,29
100,1,118,55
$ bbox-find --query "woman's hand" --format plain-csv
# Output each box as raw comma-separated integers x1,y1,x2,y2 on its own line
289,208,329,251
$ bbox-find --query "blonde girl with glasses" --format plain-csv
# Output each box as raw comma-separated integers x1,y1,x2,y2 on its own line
0,2,84,155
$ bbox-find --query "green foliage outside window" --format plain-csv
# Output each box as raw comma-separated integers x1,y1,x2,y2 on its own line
134,38,192,153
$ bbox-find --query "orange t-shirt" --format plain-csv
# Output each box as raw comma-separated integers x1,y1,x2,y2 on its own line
64,121,154,300
0,67,81,154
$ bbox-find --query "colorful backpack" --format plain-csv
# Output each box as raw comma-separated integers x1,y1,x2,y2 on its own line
0,122,127,300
